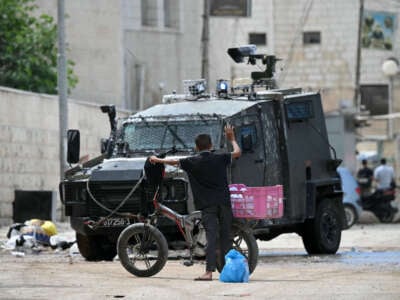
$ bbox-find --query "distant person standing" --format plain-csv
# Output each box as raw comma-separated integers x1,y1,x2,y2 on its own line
373,158,395,190
357,159,373,195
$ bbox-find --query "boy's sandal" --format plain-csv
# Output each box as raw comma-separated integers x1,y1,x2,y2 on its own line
194,277,212,281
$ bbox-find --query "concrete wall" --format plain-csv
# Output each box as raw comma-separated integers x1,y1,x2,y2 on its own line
35,0,204,110
204,0,399,113
326,114,357,173
0,87,130,225
208,0,275,87
35,0,125,107
273,0,400,112
33,0,399,113
273,0,357,112
123,0,203,109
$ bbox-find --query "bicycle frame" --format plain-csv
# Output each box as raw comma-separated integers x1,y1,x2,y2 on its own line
116,182,259,276
151,186,200,251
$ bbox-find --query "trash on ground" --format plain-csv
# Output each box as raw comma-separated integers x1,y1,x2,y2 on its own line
1,219,76,255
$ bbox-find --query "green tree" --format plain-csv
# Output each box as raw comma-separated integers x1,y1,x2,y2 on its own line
0,0,78,94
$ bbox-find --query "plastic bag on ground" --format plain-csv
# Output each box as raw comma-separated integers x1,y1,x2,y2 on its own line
50,235,76,250
3,220,59,252
219,249,250,283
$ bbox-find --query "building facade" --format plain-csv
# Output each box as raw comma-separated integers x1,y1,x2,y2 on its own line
35,1,400,118
207,0,399,166
35,0,203,111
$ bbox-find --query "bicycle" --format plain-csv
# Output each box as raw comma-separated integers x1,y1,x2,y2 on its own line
116,159,259,277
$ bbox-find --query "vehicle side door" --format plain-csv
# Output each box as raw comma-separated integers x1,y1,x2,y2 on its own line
229,114,265,186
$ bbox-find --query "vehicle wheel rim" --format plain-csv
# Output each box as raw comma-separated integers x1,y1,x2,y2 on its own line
321,212,339,244
344,207,355,227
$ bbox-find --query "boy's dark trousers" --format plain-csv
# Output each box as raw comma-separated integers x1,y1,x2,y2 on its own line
201,204,233,271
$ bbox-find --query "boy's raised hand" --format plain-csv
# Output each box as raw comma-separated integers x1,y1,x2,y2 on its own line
149,155,158,164
224,124,236,141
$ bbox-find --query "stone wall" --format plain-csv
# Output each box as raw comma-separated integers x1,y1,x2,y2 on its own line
0,87,130,225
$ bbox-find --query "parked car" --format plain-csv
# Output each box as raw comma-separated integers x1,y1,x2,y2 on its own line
337,167,363,228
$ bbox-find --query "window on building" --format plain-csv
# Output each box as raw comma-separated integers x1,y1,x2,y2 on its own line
303,31,321,44
249,33,267,45
141,0,158,27
360,84,389,115
164,0,179,28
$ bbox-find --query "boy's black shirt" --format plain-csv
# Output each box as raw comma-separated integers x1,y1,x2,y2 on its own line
180,151,231,210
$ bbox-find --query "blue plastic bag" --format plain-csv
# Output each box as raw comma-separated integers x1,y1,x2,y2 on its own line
219,249,250,283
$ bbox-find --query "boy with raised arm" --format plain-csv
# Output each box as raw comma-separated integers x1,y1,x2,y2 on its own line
149,125,241,281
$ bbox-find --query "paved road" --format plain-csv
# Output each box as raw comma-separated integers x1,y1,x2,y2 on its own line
0,223,399,300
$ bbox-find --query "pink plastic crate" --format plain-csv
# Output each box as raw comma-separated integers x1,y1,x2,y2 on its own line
229,184,284,219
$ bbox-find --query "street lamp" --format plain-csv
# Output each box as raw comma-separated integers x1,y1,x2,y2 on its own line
382,58,399,139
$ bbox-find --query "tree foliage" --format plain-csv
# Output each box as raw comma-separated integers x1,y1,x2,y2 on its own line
0,0,78,94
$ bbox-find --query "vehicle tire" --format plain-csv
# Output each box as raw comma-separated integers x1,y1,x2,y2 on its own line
117,223,168,277
76,233,117,261
343,204,358,229
216,221,259,274
302,198,342,254
377,209,395,223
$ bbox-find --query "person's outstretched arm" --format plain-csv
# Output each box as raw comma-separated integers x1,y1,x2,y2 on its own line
149,156,179,166
224,125,241,159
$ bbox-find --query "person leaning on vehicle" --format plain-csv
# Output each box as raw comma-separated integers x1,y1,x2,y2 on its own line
149,125,241,281
373,158,395,190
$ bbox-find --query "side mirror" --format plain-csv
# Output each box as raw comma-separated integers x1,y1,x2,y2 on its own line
326,159,342,171
241,134,253,152
67,129,80,164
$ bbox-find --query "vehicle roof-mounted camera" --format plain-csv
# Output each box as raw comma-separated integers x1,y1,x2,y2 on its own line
227,45,281,87
227,44,257,63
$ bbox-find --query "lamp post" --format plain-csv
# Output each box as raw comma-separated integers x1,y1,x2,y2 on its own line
382,58,399,139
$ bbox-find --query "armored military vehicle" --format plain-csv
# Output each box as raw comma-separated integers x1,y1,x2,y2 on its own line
60,46,344,261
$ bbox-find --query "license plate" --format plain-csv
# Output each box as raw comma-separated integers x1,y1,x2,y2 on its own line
100,217,131,227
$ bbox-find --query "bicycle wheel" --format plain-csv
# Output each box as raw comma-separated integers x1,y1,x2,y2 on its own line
117,223,168,277
217,222,259,274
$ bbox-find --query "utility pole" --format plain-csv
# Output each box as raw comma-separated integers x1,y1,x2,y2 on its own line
201,0,210,85
354,0,364,111
57,0,68,220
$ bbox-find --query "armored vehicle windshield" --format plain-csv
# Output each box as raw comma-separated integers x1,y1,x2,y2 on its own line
121,99,258,152
122,119,222,151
